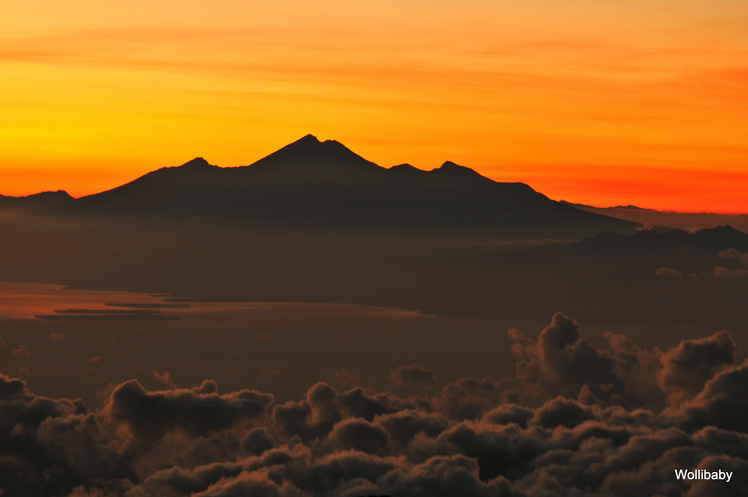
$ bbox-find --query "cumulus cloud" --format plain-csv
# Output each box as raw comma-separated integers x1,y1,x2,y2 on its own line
0,315,746,496
672,359,748,433
389,364,437,386
530,397,596,429
241,427,277,456
509,313,626,405
190,470,308,497
482,404,533,428
272,382,342,442
376,409,449,448
431,382,493,420
325,418,390,454
658,331,739,406
718,248,748,265
602,331,664,410
0,375,86,433
0,374,90,495
377,455,515,497
685,455,748,497
339,387,398,420
105,379,274,439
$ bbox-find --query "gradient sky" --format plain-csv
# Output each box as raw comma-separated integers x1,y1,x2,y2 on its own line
2,0,747,212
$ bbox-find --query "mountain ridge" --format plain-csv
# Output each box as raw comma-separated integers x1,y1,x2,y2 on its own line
0,190,74,211
564,200,748,233
45,135,636,237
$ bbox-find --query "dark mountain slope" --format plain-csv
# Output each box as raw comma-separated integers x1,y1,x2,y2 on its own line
573,225,748,254
563,201,748,233
0,191,73,211
58,135,634,238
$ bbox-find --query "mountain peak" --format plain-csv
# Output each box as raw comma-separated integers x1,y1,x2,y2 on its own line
0,189,74,211
60,135,637,237
29,190,73,200
432,161,491,182
180,157,212,169
247,135,382,179
389,163,423,175
692,224,748,242
284,134,351,153
435,161,476,174
296,134,321,145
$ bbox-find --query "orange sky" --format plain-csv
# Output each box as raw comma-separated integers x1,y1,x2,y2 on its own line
2,1,747,213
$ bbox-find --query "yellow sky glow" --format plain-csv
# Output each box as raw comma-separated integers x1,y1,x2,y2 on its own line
2,1,747,212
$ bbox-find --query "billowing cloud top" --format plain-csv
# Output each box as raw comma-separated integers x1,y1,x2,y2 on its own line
1,313,746,496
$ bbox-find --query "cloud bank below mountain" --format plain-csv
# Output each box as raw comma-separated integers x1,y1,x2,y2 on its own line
1,314,746,496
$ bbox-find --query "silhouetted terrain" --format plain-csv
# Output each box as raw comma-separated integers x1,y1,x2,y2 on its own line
0,137,745,329
0,190,72,211
0,213,745,329
54,135,635,239
1,137,747,497
566,201,748,233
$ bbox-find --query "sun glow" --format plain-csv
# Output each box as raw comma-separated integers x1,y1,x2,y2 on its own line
2,1,747,212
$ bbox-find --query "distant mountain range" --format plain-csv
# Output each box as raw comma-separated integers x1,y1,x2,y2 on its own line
38,135,634,238
525,225,748,269
0,191,73,211
0,139,745,326
563,201,748,233
576,224,748,252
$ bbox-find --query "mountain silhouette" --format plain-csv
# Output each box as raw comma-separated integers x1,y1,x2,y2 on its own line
57,135,634,237
2,144,744,328
246,134,383,182
570,225,748,254
0,190,73,211
561,201,748,233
